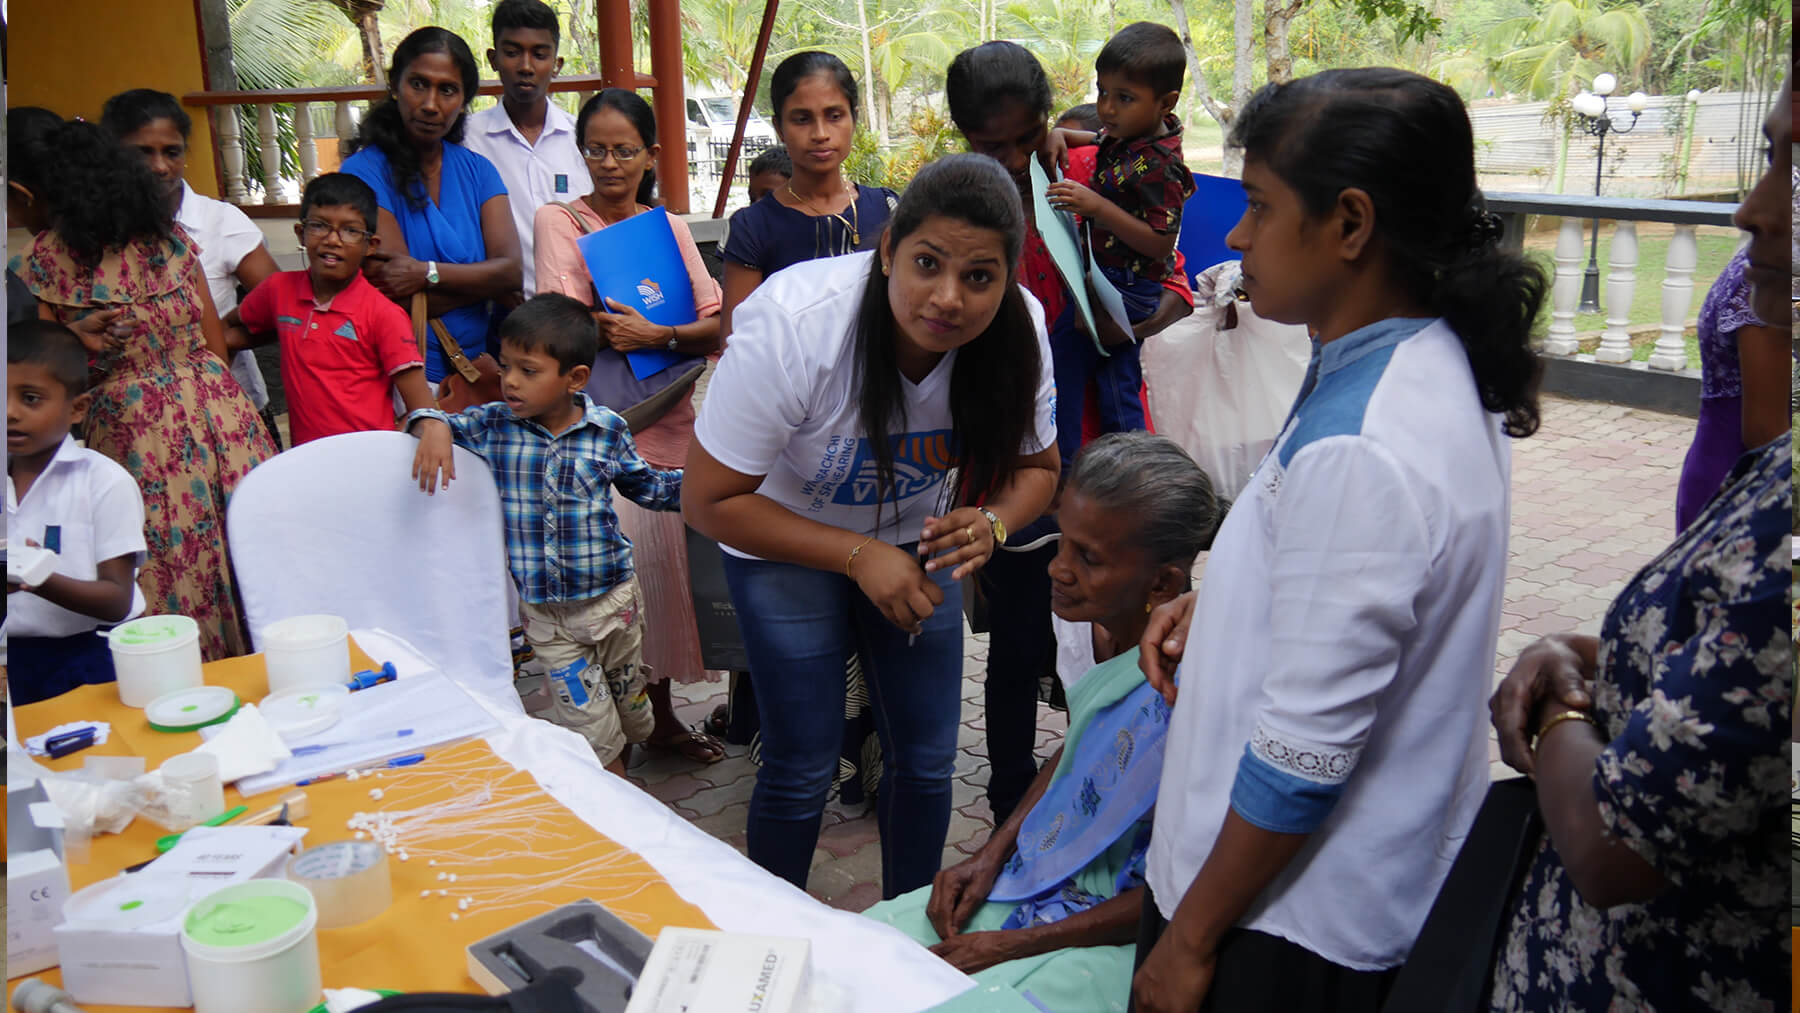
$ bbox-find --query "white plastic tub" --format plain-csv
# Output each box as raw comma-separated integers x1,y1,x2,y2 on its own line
180,878,322,1013
262,615,350,694
104,615,204,707
159,751,226,829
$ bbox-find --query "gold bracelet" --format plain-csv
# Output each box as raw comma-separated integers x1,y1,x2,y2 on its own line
1531,709,1600,760
845,536,875,580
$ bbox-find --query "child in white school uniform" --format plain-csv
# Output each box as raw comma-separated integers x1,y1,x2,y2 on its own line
6,320,147,704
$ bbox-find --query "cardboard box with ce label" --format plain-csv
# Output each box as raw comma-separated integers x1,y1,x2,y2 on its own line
624,928,811,1013
6,849,70,979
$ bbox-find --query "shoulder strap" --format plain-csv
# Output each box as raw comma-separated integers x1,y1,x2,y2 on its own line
409,290,483,384
549,201,596,237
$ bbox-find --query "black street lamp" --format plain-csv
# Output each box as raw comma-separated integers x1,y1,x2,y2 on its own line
1570,74,1649,314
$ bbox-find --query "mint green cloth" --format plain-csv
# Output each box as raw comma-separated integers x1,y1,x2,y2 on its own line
864,648,1149,1013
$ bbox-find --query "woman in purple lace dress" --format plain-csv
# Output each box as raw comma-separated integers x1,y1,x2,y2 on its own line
1673,247,1787,531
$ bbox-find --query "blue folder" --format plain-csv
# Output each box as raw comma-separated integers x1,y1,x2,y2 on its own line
575,206,699,379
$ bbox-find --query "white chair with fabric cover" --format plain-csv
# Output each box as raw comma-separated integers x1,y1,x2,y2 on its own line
226,430,518,710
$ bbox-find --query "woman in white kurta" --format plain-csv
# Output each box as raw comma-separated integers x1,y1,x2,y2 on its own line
1129,68,1547,1013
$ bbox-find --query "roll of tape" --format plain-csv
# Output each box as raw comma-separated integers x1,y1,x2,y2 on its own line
286,840,391,928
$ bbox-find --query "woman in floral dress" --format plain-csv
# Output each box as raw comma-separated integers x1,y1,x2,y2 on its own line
8,114,275,659
1485,71,1791,1011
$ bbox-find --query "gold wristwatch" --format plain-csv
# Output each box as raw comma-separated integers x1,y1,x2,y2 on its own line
978,507,1007,546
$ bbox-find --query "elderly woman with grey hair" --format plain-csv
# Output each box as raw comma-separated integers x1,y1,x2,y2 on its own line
864,432,1228,1012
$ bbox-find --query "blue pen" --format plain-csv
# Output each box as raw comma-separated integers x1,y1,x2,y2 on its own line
291,728,414,758
296,752,427,786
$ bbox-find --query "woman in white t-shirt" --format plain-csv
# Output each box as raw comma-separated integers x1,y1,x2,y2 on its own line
686,154,1061,899
101,90,280,419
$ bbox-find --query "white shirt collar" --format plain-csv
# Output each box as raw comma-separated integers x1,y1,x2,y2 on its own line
6,436,84,510
480,101,575,141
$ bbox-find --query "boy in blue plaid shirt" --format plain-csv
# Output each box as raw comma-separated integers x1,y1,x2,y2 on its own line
404,293,681,774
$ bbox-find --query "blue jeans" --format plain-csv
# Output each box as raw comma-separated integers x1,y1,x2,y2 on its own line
721,547,964,899
1093,264,1157,435
1045,301,1148,470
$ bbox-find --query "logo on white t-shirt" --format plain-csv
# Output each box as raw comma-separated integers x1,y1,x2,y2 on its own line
835,429,954,506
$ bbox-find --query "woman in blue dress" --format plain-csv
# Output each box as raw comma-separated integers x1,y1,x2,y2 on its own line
341,27,522,384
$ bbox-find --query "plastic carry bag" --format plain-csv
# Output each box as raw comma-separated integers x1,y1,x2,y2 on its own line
1142,261,1312,498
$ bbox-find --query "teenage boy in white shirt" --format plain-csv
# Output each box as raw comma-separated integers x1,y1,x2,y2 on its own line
461,0,592,297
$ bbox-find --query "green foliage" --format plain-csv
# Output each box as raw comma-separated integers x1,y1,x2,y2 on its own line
841,106,963,189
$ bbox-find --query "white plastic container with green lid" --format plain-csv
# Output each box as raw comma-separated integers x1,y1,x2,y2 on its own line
103,615,204,707
181,878,322,1013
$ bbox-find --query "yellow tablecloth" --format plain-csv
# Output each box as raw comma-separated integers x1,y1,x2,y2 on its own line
8,644,713,1009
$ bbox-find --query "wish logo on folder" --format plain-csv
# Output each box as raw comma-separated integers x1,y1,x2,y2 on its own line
576,206,697,380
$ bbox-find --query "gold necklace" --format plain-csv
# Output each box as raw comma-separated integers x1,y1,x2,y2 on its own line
786,182,860,247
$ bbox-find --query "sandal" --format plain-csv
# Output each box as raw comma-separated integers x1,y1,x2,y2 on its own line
703,703,731,739
648,726,726,765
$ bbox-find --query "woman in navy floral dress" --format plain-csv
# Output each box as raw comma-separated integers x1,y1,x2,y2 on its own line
1486,70,1791,1012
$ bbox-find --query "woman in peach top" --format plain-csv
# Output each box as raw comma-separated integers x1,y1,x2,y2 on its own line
534,88,727,764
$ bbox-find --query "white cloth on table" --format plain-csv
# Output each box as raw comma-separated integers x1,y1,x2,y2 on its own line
5,435,147,638
177,180,271,409
224,430,520,712
460,102,591,295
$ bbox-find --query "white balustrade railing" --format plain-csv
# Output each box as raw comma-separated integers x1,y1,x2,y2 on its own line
1491,193,1740,373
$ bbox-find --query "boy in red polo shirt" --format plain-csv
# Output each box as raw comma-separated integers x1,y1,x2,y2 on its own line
227,174,449,484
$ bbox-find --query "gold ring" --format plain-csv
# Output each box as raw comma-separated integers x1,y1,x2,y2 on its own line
966,526,976,545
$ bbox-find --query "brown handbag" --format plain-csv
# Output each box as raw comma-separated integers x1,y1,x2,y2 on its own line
411,292,503,414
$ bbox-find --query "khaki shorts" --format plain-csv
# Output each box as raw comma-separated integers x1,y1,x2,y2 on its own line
516,577,654,765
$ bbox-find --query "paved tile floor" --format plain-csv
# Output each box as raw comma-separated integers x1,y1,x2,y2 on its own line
627,395,1696,911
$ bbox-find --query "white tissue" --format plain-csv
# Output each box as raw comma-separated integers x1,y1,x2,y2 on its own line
193,704,292,784
22,721,112,757
323,987,388,1012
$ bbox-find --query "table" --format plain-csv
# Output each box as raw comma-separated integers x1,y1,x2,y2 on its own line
7,644,711,1011
7,639,976,1012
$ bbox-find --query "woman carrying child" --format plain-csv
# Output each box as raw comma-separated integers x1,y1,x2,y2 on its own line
1130,69,1545,1011
532,88,729,764
944,41,1193,826
341,27,522,385
8,114,277,660
684,155,1061,899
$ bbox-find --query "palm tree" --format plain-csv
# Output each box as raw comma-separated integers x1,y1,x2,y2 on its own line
1470,0,1650,191
1480,0,1650,99
226,0,357,190
319,0,389,84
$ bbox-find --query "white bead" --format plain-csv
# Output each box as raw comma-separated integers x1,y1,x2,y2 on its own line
450,912,459,921
428,859,437,866
369,788,384,800
458,898,470,910
447,873,457,882
438,889,448,896
354,831,366,840
420,890,430,898
398,851,409,862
